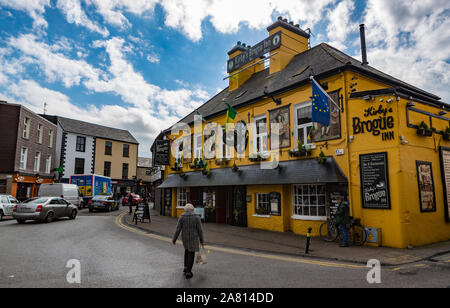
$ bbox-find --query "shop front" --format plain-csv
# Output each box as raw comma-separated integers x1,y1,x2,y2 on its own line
11,174,55,201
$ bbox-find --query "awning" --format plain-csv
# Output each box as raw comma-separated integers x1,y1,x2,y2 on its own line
158,157,347,189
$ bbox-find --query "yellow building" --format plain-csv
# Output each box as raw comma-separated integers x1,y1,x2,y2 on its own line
156,18,450,248
94,137,138,195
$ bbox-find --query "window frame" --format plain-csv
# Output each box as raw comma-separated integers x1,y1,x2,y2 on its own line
23,117,30,139
122,163,129,179
20,147,28,170
177,187,189,209
292,184,327,221
105,141,112,156
253,115,268,155
193,134,203,159
255,193,270,216
37,124,43,144
34,152,41,172
123,144,130,158
104,161,111,177
74,158,85,175
48,129,54,148
293,102,314,146
76,136,86,153
45,155,52,174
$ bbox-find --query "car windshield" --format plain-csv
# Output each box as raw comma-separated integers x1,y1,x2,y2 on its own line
23,198,50,205
92,196,110,201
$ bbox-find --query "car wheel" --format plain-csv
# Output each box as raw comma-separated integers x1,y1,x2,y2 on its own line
69,210,77,220
45,212,54,223
17,219,26,224
0,210,4,221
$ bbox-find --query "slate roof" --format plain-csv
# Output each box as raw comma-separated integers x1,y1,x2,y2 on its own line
167,43,445,132
138,157,152,168
159,157,347,188
56,116,139,144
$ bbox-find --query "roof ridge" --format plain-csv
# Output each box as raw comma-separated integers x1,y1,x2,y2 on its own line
58,116,131,133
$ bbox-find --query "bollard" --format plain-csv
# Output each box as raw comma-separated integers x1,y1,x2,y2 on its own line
305,227,313,254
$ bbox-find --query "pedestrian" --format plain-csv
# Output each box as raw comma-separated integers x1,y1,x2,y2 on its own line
128,193,134,215
335,194,350,247
172,204,204,279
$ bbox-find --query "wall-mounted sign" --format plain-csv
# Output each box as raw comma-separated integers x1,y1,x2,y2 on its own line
353,105,395,141
439,147,450,222
269,192,281,216
416,161,436,213
360,152,391,209
335,149,345,156
154,140,171,166
227,31,282,73
269,105,291,149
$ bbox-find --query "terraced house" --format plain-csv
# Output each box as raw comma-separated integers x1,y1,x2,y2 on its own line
154,18,450,249
42,116,139,195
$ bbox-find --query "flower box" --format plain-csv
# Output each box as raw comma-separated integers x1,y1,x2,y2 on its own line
417,128,433,137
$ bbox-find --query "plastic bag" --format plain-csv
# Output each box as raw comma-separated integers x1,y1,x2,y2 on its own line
196,248,207,265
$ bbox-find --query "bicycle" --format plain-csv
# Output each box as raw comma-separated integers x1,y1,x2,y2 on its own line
320,215,368,246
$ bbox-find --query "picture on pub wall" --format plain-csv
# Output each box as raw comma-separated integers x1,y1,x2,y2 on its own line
269,105,291,149
416,161,436,213
311,91,341,142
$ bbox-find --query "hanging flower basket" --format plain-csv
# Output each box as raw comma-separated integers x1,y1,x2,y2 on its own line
316,151,327,165
417,121,433,137
232,163,239,173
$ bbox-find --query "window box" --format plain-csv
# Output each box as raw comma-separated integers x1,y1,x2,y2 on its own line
171,162,182,172
444,133,450,141
215,158,230,165
417,128,433,137
289,149,311,158
249,153,269,162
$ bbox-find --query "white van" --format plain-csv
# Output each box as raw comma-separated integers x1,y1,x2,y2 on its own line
39,184,84,209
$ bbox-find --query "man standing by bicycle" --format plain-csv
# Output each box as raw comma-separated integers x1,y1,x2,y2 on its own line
336,195,350,247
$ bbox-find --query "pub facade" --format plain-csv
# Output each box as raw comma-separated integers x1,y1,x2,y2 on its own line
155,18,450,248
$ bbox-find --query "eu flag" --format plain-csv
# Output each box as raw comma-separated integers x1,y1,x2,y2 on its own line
312,80,330,126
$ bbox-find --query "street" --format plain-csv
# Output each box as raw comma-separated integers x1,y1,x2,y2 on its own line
0,208,449,288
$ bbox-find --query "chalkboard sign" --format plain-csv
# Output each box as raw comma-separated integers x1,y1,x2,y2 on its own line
154,140,170,166
360,152,391,209
135,203,151,223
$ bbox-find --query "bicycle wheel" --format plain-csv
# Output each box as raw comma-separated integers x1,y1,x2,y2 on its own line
320,221,339,242
350,225,367,246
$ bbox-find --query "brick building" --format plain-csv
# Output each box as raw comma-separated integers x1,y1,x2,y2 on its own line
0,101,57,200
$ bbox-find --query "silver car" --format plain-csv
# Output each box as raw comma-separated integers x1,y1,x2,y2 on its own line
13,197,78,224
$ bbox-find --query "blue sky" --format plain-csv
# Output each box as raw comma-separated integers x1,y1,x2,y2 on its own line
0,0,449,157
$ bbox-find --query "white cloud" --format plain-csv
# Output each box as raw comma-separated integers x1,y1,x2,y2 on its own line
56,0,110,37
0,0,50,28
326,0,357,50
362,0,450,102
146,54,160,64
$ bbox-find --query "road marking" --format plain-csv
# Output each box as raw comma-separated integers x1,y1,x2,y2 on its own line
391,267,402,272
115,212,366,270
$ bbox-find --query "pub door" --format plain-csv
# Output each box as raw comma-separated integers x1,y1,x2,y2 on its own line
215,187,230,224
16,183,32,202
231,186,247,227
189,187,203,208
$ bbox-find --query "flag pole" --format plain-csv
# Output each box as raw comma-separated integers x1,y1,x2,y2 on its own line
310,76,342,112
223,101,247,123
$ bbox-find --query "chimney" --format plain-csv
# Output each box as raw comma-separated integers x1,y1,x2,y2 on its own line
227,42,264,91
267,17,310,75
360,24,369,67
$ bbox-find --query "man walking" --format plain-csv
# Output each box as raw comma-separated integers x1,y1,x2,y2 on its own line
172,204,204,279
335,195,350,247
128,193,134,215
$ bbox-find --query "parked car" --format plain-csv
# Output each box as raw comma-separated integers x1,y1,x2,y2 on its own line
0,195,19,221
13,197,78,224
39,184,84,209
121,194,143,206
88,195,119,212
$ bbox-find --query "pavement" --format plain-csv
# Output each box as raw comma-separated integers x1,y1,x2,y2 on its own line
122,204,450,267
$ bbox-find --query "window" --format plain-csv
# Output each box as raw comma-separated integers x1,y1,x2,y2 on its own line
105,141,112,155
76,136,86,152
104,161,111,177
219,127,231,159
293,184,327,220
20,147,28,170
23,117,30,139
194,134,202,159
37,124,43,144
256,193,270,215
123,144,130,157
45,155,52,174
177,188,189,208
48,130,54,148
253,115,268,154
294,103,313,145
122,163,129,179
74,158,85,175
34,152,41,172
175,139,183,164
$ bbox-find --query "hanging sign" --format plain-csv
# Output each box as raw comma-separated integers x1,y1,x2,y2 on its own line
154,140,171,166
360,152,391,209
227,31,282,73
